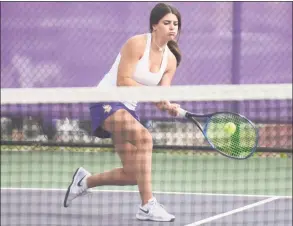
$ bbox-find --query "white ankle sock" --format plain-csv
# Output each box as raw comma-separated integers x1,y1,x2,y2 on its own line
143,197,156,207
82,175,89,189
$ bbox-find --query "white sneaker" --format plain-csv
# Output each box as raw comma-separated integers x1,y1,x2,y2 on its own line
63,167,91,207
136,197,175,222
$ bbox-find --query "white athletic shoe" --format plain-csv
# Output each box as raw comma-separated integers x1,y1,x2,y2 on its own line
63,167,91,207
136,197,175,222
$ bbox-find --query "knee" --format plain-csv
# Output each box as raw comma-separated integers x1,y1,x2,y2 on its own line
136,128,153,150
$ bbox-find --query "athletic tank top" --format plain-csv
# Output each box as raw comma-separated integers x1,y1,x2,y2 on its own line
97,33,169,110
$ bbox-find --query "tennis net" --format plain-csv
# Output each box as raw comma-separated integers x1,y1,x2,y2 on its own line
1,84,292,226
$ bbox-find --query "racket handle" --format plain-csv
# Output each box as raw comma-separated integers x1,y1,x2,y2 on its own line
177,108,187,117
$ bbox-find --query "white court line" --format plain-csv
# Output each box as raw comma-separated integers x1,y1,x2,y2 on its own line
1,187,292,199
185,196,280,226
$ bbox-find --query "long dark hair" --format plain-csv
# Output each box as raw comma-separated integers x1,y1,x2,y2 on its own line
149,3,182,67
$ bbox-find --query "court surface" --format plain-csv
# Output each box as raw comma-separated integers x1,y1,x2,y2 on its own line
1,149,292,226
1,188,292,226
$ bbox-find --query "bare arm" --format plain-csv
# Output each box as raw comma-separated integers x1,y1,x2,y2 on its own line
155,54,179,115
116,36,144,87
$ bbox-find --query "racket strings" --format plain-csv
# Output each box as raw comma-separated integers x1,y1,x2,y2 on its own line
205,113,258,158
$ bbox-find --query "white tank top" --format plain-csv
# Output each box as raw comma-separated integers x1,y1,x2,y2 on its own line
97,33,169,110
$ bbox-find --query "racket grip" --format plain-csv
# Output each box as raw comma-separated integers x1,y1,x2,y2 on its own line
177,108,187,117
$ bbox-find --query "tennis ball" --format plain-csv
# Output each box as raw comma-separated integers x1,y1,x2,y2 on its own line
224,122,237,135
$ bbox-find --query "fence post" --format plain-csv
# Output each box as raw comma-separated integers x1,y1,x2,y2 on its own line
231,2,242,113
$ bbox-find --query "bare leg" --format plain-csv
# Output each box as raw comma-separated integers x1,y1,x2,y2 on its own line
86,110,153,205
87,168,136,186
87,142,137,187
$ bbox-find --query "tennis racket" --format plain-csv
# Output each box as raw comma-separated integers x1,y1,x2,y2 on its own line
177,108,259,160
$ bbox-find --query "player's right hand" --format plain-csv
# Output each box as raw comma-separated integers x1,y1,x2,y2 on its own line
166,103,180,117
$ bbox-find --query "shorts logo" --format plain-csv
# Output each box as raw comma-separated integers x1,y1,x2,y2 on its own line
103,104,112,113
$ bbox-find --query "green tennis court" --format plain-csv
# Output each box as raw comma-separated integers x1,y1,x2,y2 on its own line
2,147,292,196
2,147,292,226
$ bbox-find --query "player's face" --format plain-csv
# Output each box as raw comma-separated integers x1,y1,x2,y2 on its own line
154,13,179,40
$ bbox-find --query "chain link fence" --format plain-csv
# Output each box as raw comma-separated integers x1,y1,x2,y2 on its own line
1,2,292,150
1,2,292,87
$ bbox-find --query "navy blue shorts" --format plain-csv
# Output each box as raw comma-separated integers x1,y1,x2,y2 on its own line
89,102,140,138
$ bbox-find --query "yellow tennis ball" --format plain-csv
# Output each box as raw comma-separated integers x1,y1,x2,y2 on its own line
224,122,236,135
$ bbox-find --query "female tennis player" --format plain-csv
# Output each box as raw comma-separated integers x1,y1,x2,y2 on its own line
64,3,182,222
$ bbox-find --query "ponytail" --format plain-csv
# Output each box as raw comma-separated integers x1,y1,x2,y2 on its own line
167,40,182,67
